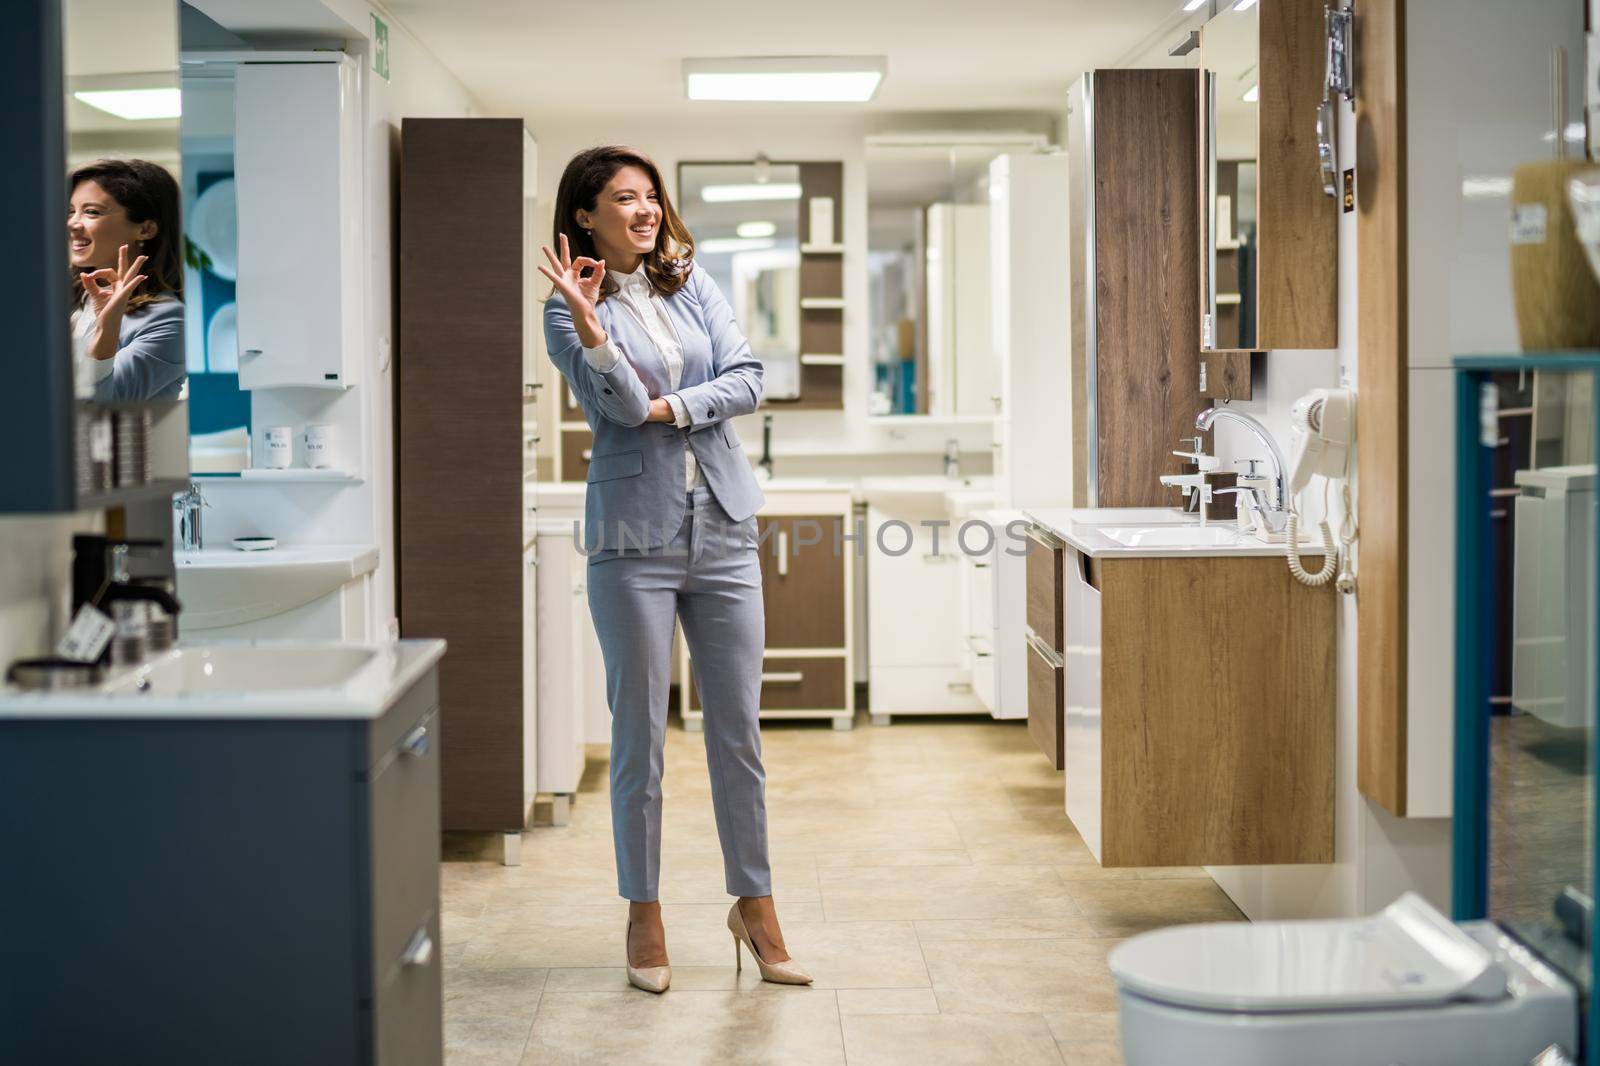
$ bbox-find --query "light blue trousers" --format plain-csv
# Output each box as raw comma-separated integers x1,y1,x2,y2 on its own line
586,486,771,902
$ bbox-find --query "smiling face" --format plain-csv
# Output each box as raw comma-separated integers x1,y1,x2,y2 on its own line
575,165,661,271
68,180,156,271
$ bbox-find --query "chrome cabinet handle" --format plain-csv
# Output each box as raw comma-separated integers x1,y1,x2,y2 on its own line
401,926,434,967
760,671,804,684
401,724,429,758
777,529,789,577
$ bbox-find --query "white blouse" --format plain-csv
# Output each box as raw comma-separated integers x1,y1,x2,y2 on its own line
582,262,703,489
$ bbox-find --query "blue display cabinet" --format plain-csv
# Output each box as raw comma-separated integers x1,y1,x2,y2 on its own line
1455,354,1600,1064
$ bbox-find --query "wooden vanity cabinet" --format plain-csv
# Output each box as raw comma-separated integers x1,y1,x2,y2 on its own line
1024,524,1067,768
1066,547,1335,867
681,494,856,729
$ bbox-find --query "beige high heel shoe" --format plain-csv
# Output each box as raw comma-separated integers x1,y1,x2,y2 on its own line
728,901,812,985
625,919,671,994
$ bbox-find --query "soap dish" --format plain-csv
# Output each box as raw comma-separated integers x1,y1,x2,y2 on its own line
233,536,278,552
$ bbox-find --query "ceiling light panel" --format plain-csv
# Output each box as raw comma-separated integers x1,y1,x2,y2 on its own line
684,56,886,102
700,183,802,203
73,87,182,120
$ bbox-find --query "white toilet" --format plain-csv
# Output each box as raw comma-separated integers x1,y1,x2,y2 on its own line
1108,893,1578,1065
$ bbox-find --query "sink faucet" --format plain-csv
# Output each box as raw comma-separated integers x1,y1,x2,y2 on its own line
174,482,207,552
758,414,774,480
944,438,960,479
1194,407,1289,533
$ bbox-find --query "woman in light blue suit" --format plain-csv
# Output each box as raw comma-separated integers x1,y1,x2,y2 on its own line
68,159,186,402
540,146,811,993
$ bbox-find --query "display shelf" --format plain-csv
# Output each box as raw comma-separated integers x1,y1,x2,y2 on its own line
799,353,846,366
800,297,845,311
800,242,845,254
225,469,364,483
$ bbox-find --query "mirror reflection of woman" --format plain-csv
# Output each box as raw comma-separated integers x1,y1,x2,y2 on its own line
68,159,185,402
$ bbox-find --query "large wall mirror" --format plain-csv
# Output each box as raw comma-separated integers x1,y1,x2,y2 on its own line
1200,0,1259,353
64,0,187,406
677,161,803,402
865,140,1006,418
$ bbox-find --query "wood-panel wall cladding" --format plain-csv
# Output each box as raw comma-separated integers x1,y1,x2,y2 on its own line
1255,0,1338,348
1082,69,1208,508
398,118,529,832
1355,0,1408,815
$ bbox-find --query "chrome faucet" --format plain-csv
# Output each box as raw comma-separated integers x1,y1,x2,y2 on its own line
1194,407,1289,533
944,438,961,479
174,482,208,552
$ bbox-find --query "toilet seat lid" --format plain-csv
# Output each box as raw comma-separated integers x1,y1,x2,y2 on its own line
1108,893,1508,1013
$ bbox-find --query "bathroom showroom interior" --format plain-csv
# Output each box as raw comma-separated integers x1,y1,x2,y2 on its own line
7,0,1600,1062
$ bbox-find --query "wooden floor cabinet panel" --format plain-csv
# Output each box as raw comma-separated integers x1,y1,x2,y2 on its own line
760,514,846,648
1026,637,1066,770
1082,554,1335,867
1025,528,1065,653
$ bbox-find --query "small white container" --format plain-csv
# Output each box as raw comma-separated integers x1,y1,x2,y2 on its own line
808,196,835,246
304,423,337,469
263,426,293,469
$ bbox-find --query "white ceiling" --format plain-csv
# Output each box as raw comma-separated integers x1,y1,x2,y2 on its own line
383,0,1185,124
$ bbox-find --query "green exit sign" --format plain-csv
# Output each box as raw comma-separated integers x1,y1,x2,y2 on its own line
371,14,390,81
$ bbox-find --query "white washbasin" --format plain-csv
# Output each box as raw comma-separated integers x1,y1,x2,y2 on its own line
176,544,379,630
1100,525,1246,548
103,644,379,697
0,640,448,719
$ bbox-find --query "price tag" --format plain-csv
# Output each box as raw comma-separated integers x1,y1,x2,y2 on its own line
56,604,115,663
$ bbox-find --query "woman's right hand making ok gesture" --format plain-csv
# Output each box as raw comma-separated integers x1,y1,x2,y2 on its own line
539,233,606,316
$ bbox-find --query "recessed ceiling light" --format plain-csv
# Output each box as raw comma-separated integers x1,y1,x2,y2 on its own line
1183,0,1206,10
684,56,886,103
701,183,802,203
1242,84,1258,102
73,87,182,120
737,221,778,238
1233,0,1258,10
699,237,777,254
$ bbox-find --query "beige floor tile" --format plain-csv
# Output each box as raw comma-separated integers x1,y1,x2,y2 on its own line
520,990,846,1066
813,849,972,868
840,1012,1064,1066
818,863,1080,921
443,965,546,1060
914,916,1099,941
769,919,930,989
921,938,1123,1014
834,988,941,1015
1046,1011,1125,1066
1065,879,1243,937
543,965,759,992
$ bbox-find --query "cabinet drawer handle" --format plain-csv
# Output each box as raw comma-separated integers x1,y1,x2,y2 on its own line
761,671,804,684
401,926,434,967
401,724,430,758
777,529,789,577
1025,630,1065,669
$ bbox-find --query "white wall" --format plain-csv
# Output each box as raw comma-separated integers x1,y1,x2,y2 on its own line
0,514,104,668
527,111,1055,479
193,2,484,640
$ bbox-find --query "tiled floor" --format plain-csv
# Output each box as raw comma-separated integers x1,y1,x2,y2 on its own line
439,711,1244,1065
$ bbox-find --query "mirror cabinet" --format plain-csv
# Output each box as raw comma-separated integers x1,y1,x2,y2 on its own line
1198,0,1336,385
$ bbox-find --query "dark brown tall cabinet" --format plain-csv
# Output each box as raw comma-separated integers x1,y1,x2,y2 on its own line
398,118,537,849
1067,69,1211,508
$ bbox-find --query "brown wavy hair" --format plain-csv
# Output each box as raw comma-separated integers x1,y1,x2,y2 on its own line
550,145,693,302
70,158,183,313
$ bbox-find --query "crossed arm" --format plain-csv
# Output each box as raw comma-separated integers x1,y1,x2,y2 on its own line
542,267,763,431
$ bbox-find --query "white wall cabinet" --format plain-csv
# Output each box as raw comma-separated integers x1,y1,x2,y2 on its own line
989,153,1073,508
534,523,592,826
234,57,362,390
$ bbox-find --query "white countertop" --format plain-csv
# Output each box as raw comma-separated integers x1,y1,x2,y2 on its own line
531,475,993,507
1024,507,1328,559
0,639,446,720
175,543,379,575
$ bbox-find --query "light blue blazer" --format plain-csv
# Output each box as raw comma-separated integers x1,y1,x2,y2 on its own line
545,263,765,550
91,298,186,403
